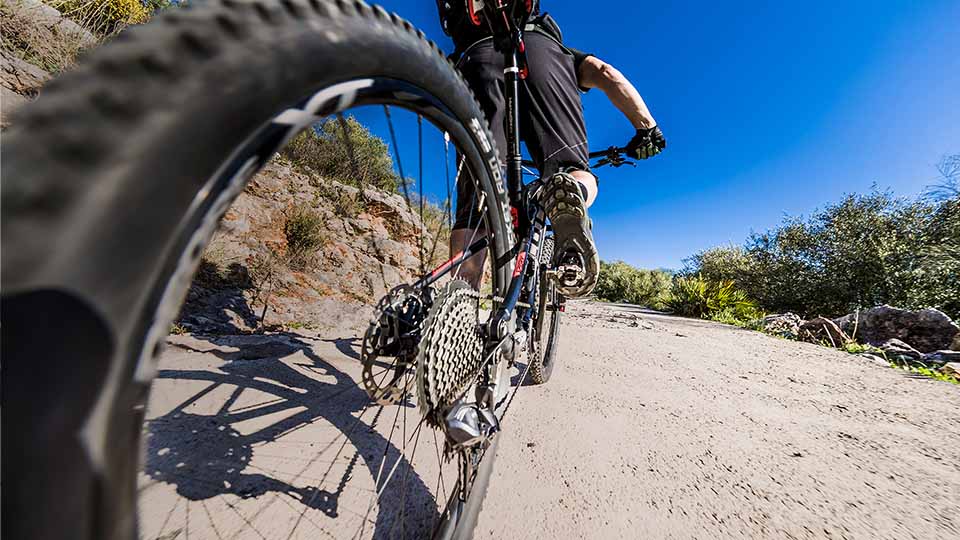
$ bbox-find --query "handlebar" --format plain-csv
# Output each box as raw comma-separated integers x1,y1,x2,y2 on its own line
520,145,635,171
588,146,628,159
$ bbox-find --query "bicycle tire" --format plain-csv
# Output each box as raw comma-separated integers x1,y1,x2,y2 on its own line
528,235,561,384
1,1,513,539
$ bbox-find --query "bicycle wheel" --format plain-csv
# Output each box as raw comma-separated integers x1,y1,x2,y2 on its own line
528,236,562,384
1,1,513,539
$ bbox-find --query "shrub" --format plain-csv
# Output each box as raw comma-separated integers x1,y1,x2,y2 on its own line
282,117,399,192
283,204,325,269
681,157,960,320
2,0,90,74
594,261,671,309
667,276,761,323
47,0,149,34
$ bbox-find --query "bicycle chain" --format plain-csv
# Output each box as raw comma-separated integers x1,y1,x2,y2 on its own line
416,280,485,426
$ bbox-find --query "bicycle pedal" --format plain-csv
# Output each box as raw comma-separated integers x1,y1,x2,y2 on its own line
547,264,585,287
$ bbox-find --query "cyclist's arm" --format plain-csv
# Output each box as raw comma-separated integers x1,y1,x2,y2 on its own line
577,55,657,130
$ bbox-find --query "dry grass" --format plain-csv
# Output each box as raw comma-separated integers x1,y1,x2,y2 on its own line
1,0,150,76
1,0,90,74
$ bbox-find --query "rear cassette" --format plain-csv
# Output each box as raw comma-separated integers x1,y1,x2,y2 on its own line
416,280,485,426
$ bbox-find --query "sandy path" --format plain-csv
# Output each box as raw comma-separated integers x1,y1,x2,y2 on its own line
144,301,960,539
475,302,960,539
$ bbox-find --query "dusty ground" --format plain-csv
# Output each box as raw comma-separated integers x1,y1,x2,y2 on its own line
142,301,960,539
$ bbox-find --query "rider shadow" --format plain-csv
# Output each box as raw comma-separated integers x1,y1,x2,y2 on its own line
148,324,438,536
176,260,261,334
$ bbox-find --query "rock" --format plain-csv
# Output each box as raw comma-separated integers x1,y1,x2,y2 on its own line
877,338,923,363
858,353,889,367
3,0,97,49
798,317,850,347
833,305,959,353
760,313,802,339
1,86,28,128
921,350,960,366
940,363,960,378
1,50,51,95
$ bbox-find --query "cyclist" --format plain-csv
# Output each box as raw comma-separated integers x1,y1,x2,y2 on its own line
438,2,666,295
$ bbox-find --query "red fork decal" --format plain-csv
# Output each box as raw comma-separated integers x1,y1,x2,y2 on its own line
512,252,527,277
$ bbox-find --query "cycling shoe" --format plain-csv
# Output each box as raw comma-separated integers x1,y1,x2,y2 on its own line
539,172,599,297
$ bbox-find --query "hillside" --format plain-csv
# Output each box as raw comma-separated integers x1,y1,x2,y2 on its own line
177,157,441,335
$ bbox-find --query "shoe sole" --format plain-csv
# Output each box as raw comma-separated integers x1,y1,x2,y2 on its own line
541,174,599,297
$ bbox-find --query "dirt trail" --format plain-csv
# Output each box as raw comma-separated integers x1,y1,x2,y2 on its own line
476,302,960,539
144,300,960,539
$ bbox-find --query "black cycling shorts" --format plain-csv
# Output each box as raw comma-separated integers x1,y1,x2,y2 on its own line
453,32,590,230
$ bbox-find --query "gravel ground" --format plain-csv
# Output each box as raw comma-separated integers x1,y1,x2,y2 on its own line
141,301,960,539
476,301,960,539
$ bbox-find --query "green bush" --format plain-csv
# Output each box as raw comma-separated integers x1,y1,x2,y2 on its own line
667,276,762,323
47,0,149,34
681,156,960,320
594,261,671,309
282,116,399,192
283,205,325,269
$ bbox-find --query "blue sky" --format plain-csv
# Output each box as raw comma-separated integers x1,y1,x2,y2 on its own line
361,0,960,270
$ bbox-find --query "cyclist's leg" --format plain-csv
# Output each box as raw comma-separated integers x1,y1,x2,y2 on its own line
520,32,599,296
450,39,507,290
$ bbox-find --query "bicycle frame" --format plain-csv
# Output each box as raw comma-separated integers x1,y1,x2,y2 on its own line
414,1,548,345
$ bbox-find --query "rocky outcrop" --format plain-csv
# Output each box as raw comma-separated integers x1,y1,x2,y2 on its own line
178,159,439,335
760,313,802,339
833,305,959,353
1,50,51,127
3,0,97,48
1,50,51,95
798,317,849,347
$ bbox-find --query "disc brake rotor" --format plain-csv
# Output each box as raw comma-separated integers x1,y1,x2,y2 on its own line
361,284,429,405
417,279,484,426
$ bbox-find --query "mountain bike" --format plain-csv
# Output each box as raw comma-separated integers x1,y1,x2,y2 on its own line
2,1,636,539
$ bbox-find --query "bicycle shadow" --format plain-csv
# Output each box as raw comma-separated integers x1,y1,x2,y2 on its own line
145,328,440,538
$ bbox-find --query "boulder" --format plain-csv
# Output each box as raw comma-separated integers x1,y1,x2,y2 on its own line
2,86,28,128
940,363,960,378
877,338,923,363
3,0,97,49
858,353,890,367
760,313,802,339
1,50,51,96
921,350,960,366
798,317,849,347
833,305,959,353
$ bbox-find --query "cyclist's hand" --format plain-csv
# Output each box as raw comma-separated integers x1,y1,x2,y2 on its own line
625,126,666,160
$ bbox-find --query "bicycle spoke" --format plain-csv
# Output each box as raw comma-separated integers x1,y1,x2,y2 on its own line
383,105,412,209
424,142,458,270
417,114,425,274
357,399,403,539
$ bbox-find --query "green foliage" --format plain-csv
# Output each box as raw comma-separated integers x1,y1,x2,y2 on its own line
682,157,960,320
594,261,671,309
283,204,326,269
48,0,149,33
667,276,762,324
282,117,399,192
890,363,959,385
840,341,885,355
